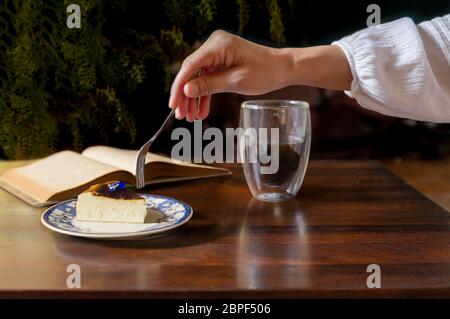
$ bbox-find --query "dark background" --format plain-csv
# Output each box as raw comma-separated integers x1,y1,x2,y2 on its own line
176,0,450,160
0,0,449,160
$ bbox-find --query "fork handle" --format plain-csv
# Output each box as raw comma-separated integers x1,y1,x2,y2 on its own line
150,108,175,143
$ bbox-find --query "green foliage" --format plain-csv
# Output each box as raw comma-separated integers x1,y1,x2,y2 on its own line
236,0,251,34
164,0,217,34
0,0,59,158
0,0,286,159
267,0,285,45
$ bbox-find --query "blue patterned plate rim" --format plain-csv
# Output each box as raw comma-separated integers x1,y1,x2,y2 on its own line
41,194,193,238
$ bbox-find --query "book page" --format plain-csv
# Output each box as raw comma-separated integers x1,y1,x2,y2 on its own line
82,146,140,174
0,147,231,206
83,145,180,173
82,145,231,176
0,151,124,203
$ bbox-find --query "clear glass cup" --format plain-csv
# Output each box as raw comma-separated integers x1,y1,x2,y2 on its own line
239,100,311,202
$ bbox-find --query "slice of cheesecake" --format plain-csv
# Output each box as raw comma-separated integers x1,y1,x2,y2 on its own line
76,181,147,223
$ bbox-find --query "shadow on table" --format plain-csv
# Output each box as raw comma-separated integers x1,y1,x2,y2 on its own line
50,209,235,255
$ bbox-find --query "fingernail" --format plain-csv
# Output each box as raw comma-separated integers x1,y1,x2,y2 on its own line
185,83,199,97
175,108,182,120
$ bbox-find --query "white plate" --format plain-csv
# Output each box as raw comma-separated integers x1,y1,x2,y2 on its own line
41,194,193,240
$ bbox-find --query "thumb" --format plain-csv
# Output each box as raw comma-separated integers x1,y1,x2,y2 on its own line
183,69,238,97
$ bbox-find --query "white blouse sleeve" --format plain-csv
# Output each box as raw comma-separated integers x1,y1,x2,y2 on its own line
332,15,450,123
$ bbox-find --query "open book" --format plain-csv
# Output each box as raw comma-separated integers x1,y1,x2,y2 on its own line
0,146,231,207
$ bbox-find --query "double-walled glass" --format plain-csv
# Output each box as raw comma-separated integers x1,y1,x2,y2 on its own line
239,100,311,202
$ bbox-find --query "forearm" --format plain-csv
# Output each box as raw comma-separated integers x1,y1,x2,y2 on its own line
169,30,354,121
276,45,352,91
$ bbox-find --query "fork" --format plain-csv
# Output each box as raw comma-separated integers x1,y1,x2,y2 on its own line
135,108,175,189
136,69,203,188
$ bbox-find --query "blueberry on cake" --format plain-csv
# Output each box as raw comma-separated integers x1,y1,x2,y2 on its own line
76,181,147,223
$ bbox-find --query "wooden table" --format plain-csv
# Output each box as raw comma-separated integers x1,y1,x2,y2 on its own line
0,161,449,298
385,157,450,212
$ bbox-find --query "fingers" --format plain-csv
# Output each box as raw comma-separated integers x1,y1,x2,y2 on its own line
175,68,238,120
197,95,211,120
181,95,211,121
175,95,211,121
175,95,189,120
186,97,198,122
168,30,237,121
169,48,214,110
183,69,239,98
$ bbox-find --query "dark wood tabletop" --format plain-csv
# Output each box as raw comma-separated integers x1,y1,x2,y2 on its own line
0,160,449,298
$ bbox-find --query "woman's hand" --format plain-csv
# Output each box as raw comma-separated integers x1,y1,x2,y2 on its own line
169,30,352,121
168,30,292,121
